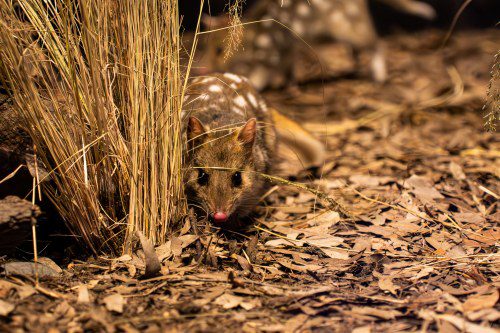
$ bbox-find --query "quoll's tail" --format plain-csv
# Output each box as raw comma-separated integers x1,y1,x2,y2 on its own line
270,108,326,171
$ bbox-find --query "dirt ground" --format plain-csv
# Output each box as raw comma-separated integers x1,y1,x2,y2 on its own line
1,29,499,332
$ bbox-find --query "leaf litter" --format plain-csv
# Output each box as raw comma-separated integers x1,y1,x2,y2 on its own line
0,30,499,332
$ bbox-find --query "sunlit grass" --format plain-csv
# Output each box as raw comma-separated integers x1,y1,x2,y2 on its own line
0,0,187,254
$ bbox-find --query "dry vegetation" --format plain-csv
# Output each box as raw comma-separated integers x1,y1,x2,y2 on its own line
222,0,244,62
484,50,499,131
0,27,498,331
0,0,498,332
0,0,186,253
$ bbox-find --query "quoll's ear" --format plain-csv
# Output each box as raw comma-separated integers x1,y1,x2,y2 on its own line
187,116,206,143
237,118,257,148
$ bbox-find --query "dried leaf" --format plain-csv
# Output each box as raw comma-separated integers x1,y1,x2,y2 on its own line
77,285,90,304
466,308,500,322
426,235,452,252
240,298,261,311
0,299,15,316
214,293,244,309
351,306,402,320
0,280,16,298
306,211,340,227
284,314,308,332
170,237,183,257
463,289,499,313
410,266,434,281
15,284,36,300
277,258,322,273
352,326,372,333
453,212,485,225
404,175,444,202
234,254,252,272
136,231,161,278
437,314,498,333
265,238,304,247
377,275,399,295
179,234,198,249
321,248,349,260
156,241,172,262
115,254,132,262
304,235,344,248
449,162,466,180
103,293,125,313
349,175,392,187
465,230,500,246
391,221,422,234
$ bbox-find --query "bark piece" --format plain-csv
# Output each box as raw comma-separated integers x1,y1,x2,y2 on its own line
0,196,40,254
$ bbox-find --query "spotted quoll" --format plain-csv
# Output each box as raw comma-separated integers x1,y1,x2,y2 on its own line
183,73,325,224
201,0,436,90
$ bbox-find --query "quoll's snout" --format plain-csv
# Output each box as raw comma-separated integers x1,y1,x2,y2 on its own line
212,211,228,223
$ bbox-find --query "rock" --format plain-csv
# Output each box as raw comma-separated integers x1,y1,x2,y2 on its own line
1,261,61,278
0,196,41,254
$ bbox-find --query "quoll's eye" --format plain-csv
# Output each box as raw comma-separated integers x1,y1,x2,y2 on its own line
197,169,209,186
232,171,242,187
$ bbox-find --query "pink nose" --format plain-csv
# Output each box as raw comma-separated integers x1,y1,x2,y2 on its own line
213,212,228,223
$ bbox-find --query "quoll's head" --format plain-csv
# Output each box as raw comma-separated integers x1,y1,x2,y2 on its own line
185,116,259,224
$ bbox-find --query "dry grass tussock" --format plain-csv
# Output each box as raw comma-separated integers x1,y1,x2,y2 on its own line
484,50,499,131
0,0,187,254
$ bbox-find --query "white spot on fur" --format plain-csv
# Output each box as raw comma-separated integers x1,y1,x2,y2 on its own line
255,34,272,48
232,107,244,115
249,65,269,91
259,100,268,112
291,20,305,36
314,0,332,12
247,93,258,108
223,73,243,83
296,3,311,17
233,95,247,108
208,84,223,93
280,0,291,8
199,77,216,84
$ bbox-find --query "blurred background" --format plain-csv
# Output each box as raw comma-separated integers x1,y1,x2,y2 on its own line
180,0,499,92
181,0,500,31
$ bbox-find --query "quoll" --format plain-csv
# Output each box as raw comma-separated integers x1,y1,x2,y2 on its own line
183,73,325,224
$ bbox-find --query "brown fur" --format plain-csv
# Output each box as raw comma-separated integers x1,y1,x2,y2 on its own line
183,73,276,223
